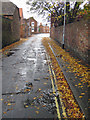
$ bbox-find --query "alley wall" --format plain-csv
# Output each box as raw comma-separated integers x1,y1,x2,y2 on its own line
2,8,20,48
50,19,89,63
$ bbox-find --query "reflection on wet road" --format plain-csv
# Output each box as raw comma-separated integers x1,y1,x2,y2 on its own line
2,34,58,118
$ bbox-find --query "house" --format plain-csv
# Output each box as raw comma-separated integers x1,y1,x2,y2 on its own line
39,23,50,33
39,23,43,33
44,24,50,33
2,2,20,48
20,17,38,37
30,17,38,34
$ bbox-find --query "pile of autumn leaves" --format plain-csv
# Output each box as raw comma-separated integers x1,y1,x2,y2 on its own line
0,38,28,55
42,37,84,118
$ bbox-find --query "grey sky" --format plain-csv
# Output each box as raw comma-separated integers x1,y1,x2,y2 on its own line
9,0,50,26
1,0,89,26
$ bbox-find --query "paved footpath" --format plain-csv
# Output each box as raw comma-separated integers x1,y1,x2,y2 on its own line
43,37,89,119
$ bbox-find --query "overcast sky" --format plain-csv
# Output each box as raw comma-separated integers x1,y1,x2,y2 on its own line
2,0,88,26
9,0,50,26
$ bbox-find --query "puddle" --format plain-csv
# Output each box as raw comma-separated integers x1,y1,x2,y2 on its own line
23,89,57,114
27,58,36,62
43,60,47,64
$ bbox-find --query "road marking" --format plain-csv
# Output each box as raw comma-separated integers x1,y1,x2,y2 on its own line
48,65,61,119
51,65,67,118
46,53,67,119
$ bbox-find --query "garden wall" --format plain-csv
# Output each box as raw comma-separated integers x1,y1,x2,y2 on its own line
50,19,89,64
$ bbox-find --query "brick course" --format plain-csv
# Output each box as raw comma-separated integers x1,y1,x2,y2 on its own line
50,19,89,63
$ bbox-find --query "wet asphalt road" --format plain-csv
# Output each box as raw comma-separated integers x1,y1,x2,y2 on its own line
2,34,58,119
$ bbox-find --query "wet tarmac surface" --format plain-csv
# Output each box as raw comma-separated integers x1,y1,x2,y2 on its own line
2,34,58,118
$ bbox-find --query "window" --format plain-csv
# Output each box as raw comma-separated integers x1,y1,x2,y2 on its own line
32,26,34,32
31,22,34,26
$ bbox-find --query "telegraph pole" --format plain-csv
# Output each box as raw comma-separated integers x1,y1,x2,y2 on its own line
62,0,66,49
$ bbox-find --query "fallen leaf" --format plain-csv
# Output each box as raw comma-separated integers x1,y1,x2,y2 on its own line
81,93,85,95
0,99,3,101
24,89,31,92
78,83,81,85
44,77,49,79
7,103,11,106
79,96,83,98
7,108,13,111
33,97,37,100
38,88,41,91
35,111,39,114
3,112,7,114
44,83,47,85
42,105,46,107
16,86,18,90
36,107,40,110
25,105,29,108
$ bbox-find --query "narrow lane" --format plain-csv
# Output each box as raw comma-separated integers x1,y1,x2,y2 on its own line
2,34,85,119
2,34,58,119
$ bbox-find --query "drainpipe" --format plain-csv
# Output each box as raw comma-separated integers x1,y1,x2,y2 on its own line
62,0,66,49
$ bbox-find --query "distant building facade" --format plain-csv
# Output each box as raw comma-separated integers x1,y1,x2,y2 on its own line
30,17,38,34
39,23,50,33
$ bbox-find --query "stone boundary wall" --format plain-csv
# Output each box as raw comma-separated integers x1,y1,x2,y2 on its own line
50,19,89,63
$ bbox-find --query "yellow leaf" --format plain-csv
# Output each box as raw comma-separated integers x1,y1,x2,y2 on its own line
44,83,47,85
3,111,7,114
38,88,41,91
25,105,29,108
36,107,40,110
16,86,18,90
42,105,46,107
0,99,3,101
81,93,85,95
7,103,11,106
79,96,83,98
33,97,37,100
35,111,39,114
24,89,30,92
78,83,81,85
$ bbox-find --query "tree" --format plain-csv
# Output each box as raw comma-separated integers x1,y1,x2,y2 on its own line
26,0,85,27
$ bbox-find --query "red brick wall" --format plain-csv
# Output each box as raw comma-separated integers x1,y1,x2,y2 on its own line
50,19,89,63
